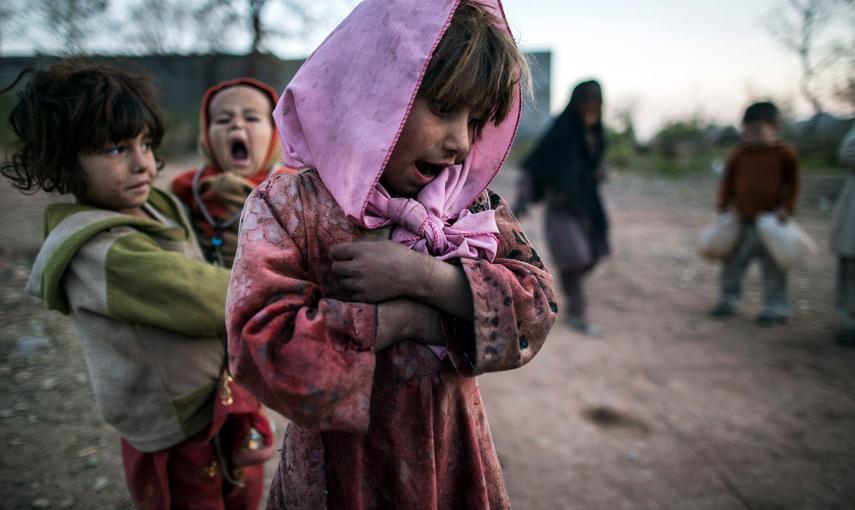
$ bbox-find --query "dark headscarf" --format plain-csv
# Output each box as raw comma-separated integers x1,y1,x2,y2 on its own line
521,80,608,236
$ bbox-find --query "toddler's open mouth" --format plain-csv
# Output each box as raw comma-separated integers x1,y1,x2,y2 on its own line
231,140,249,163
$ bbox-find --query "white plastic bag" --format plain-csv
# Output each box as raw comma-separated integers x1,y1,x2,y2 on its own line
756,213,817,270
697,212,740,260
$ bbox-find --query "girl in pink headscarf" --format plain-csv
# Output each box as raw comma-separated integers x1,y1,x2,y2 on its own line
226,1,557,508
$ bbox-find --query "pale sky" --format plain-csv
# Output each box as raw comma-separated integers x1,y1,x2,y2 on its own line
500,0,814,138
280,0,841,139
7,0,850,138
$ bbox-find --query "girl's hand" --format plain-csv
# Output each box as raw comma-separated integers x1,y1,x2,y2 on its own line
331,240,417,303
375,299,443,351
332,239,473,321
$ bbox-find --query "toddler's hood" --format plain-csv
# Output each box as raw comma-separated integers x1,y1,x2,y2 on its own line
199,77,283,176
273,0,520,229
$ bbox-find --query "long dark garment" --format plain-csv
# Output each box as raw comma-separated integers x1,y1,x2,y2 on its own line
520,81,610,320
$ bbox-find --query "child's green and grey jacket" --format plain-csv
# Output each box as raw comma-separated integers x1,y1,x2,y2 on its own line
27,188,230,452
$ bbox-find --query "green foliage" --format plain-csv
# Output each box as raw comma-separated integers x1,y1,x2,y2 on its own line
605,117,735,177
507,137,535,166
653,119,716,156
654,118,707,147
632,149,730,177
605,127,637,169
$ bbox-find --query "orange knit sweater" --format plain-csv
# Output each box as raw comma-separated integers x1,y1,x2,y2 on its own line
717,142,800,218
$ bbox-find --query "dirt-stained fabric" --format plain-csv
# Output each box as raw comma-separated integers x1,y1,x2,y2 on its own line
226,170,556,509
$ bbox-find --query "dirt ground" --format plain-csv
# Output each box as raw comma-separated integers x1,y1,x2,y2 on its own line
1,162,854,509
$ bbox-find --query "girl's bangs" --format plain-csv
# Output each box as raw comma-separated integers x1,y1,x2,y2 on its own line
78,87,163,153
421,1,524,132
108,91,159,143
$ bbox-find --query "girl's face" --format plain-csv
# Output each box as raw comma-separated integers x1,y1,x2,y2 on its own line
77,131,156,218
207,86,274,178
382,93,478,197
579,100,602,128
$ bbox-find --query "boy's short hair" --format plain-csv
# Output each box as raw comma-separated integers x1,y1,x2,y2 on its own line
1,62,165,196
742,101,780,126
421,0,531,134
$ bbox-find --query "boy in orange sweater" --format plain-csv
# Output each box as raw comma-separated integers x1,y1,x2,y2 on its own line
710,102,800,326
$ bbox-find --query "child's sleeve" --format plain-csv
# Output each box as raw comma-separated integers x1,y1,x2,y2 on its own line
444,191,558,376
226,181,376,433
105,233,231,336
717,151,738,211
67,228,231,337
782,145,801,214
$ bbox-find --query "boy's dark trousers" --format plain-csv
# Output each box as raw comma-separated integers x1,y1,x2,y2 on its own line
719,220,789,317
838,257,855,330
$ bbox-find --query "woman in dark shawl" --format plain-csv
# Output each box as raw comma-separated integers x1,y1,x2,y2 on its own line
515,80,609,333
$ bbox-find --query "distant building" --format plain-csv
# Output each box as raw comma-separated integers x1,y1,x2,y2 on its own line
517,50,552,141
0,50,552,150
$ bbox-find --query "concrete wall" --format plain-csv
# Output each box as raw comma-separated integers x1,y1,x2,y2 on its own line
518,50,552,140
0,50,552,152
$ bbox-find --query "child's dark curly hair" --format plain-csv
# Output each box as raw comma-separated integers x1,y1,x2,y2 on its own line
0,62,165,196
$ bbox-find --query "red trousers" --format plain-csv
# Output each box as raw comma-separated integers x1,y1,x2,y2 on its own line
120,422,265,510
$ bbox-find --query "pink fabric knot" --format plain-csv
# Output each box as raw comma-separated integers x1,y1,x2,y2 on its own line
366,185,499,262
385,197,429,235
420,216,450,255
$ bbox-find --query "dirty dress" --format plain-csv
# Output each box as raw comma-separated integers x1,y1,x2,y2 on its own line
227,171,556,508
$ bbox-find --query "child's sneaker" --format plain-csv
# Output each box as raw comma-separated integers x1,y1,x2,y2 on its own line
755,312,786,327
565,316,600,337
708,302,735,318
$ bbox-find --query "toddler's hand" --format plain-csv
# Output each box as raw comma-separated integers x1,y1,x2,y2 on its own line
331,240,416,303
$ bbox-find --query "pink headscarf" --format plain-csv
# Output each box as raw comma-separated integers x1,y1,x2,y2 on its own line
273,0,521,261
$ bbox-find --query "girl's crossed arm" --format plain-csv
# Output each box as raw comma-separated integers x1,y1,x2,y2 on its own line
227,179,379,433
331,191,557,375
330,241,474,320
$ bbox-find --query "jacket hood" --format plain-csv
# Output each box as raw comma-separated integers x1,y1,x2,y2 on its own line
273,0,520,242
198,77,283,177
27,189,191,314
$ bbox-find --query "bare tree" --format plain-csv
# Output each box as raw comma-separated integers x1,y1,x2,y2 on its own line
37,0,111,54
832,63,855,111
830,4,855,111
243,0,354,55
767,0,833,114
127,0,193,54
608,95,640,140
191,0,246,54
0,0,17,54
125,0,242,54
766,0,855,114
121,0,353,57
